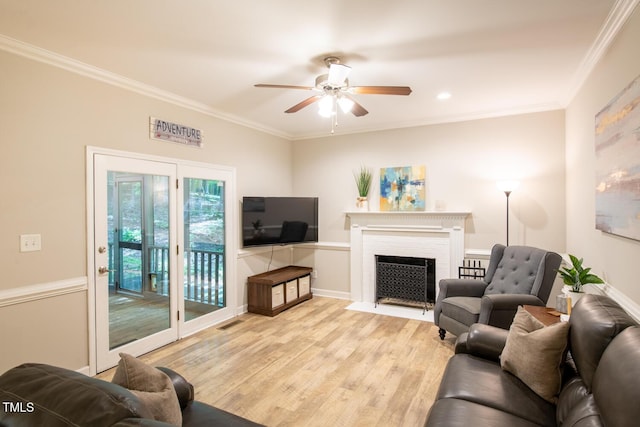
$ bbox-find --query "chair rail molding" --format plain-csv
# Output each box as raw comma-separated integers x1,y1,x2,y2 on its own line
0,277,88,308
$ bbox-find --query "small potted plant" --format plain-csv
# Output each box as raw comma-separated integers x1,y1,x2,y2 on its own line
353,166,372,210
558,254,604,306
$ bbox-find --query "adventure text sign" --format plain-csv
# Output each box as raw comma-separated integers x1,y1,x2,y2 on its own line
150,117,203,148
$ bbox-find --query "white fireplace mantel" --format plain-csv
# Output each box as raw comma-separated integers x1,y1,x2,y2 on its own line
346,211,470,303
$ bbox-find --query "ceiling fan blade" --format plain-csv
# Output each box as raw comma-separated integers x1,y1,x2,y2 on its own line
350,86,412,96
285,95,323,113
254,84,314,90
328,63,351,85
350,100,369,117
338,93,369,117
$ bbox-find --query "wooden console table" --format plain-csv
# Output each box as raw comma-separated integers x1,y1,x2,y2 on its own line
247,265,313,316
523,305,562,326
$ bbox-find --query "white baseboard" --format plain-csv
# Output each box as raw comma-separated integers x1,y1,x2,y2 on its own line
76,366,91,376
594,283,640,322
311,288,351,300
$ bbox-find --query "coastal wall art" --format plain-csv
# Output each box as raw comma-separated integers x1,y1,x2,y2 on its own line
595,73,640,241
379,165,426,211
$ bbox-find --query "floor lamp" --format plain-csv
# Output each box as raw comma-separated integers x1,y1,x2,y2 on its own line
496,180,519,246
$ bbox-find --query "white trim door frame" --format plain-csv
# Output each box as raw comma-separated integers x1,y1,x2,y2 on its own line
87,146,237,375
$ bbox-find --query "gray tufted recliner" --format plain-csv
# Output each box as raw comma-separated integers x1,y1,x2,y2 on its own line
434,244,562,340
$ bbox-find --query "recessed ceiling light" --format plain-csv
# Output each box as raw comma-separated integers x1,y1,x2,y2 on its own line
437,92,452,100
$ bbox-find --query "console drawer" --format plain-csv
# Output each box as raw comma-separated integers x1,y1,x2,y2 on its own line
285,280,299,303
299,275,310,296
272,284,285,308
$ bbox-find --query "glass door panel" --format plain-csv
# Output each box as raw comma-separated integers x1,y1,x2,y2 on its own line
106,172,171,350
183,178,226,321
177,163,235,337
116,178,143,294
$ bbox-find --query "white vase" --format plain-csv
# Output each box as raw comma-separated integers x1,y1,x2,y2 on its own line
567,291,584,307
355,197,369,211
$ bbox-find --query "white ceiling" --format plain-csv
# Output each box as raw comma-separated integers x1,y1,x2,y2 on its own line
0,0,633,140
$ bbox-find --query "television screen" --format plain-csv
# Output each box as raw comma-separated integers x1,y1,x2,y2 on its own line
242,197,318,247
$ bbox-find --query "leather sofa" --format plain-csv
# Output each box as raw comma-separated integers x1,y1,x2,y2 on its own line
0,363,263,426
425,294,640,427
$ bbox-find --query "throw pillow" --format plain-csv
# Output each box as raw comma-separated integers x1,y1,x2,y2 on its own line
111,353,182,426
500,306,570,403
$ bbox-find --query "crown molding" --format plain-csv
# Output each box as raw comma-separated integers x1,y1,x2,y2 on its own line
293,102,563,141
0,34,293,140
562,0,640,106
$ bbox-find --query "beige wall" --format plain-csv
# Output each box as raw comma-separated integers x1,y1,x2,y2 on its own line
565,7,640,304
3,6,640,373
0,50,292,372
292,111,568,294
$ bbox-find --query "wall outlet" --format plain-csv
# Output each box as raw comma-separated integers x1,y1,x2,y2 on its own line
312,271,318,279
20,234,41,252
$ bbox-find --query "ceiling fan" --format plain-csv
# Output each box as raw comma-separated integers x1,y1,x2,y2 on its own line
254,57,412,119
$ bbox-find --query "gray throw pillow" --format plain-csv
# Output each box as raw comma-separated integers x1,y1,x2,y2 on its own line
112,353,182,426
500,306,569,403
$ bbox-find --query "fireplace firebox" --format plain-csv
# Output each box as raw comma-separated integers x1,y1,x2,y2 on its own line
375,255,436,313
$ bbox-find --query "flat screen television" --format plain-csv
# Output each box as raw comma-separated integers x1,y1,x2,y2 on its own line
242,197,319,247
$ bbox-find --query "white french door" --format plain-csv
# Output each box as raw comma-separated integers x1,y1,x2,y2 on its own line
89,148,236,373
178,164,236,336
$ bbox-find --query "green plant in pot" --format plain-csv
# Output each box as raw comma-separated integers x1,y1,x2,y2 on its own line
558,254,604,305
353,166,372,210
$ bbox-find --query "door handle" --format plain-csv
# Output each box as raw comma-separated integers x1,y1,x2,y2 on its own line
98,266,114,274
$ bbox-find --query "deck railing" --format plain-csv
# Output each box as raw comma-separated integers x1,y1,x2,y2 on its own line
183,248,225,306
150,245,225,306
109,244,224,306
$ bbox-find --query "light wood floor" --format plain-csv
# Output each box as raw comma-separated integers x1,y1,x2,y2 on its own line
97,296,456,427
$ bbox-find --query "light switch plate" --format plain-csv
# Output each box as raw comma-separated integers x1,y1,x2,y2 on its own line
20,234,41,252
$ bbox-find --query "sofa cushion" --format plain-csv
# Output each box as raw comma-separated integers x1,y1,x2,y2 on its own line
112,353,182,426
556,376,602,427
500,306,569,403
0,363,151,426
425,398,543,427
182,401,265,426
440,297,481,326
569,294,636,391
592,326,640,427
435,353,556,426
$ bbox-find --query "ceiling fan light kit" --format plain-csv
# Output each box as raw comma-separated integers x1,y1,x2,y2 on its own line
318,95,335,118
255,56,412,133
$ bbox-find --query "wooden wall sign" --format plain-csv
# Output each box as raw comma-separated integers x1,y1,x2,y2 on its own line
150,116,203,148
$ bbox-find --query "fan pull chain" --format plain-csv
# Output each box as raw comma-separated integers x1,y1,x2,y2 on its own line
331,96,337,134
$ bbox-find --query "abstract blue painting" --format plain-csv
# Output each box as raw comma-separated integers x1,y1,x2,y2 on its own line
595,73,640,241
380,166,426,211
